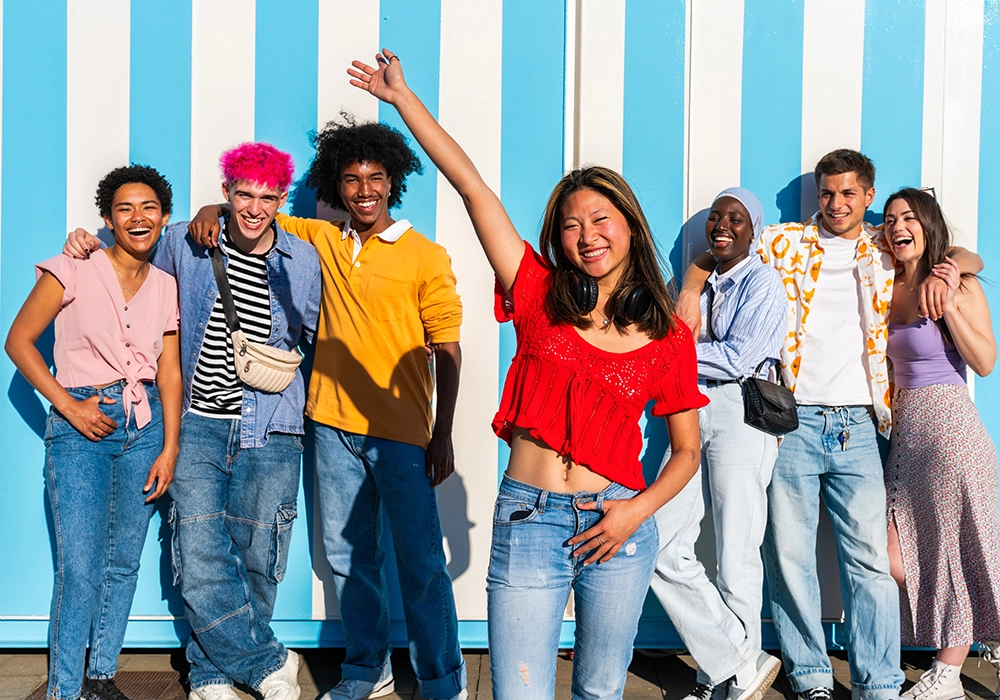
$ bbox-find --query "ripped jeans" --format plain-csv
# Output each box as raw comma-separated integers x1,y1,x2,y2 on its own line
486,475,658,700
169,413,301,691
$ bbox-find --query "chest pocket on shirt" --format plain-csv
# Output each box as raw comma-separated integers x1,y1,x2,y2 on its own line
365,273,414,322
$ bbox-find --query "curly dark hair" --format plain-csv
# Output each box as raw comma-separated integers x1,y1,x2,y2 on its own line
305,113,422,210
95,164,173,218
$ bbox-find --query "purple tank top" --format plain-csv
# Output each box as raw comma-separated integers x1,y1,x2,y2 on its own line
887,317,967,389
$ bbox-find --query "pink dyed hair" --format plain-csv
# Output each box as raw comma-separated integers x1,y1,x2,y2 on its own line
219,142,295,191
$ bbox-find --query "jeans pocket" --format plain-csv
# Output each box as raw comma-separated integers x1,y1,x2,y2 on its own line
268,502,298,584
168,501,182,586
493,496,540,526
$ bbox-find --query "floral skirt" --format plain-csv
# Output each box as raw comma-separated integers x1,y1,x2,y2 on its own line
885,383,1000,647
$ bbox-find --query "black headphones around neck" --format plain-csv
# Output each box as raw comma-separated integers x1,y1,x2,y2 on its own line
568,271,653,325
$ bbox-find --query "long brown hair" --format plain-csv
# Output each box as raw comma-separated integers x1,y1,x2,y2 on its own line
883,187,955,342
537,166,675,339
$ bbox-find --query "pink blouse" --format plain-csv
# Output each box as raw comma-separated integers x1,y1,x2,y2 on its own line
36,252,179,428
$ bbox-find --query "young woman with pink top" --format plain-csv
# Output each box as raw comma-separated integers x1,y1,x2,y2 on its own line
5,165,182,700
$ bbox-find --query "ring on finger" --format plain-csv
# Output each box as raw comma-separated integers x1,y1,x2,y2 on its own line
597,537,605,546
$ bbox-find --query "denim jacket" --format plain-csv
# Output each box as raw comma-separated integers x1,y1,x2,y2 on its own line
151,218,321,447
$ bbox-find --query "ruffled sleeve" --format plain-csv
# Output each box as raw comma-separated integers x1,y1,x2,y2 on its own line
35,254,78,306
651,319,710,416
494,241,551,323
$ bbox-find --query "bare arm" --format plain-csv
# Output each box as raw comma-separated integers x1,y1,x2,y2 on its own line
4,272,118,439
933,258,996,376
188,204,230,248
426,342,462,487
676,252,715,336
919,246,984,320
145,332,181,502
568,408,701,564
348,49,524,290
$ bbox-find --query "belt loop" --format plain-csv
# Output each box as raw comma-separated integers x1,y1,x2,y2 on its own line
595,490,605,512
536,489,548,514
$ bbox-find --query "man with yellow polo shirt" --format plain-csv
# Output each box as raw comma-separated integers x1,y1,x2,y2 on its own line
190,118,465,700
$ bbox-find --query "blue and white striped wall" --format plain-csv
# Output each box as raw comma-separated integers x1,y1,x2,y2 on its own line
1,0,998,650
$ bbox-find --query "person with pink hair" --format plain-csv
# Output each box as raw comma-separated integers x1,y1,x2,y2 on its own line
64,143,322,700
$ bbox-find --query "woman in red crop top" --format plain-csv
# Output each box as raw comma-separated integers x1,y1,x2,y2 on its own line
350,50,705,699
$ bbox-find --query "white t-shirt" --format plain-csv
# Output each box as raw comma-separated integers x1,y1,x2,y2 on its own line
793,225,872,406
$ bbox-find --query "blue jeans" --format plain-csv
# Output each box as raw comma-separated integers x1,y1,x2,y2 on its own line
652,381,779,686
314,424,465,699
487,475,659,700
762,405,902,700
169,413,301,691
45,382,162,700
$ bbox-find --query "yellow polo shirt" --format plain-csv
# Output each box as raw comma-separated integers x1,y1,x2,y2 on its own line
277,214,462,448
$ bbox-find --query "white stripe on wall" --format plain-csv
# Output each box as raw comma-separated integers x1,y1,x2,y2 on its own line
922,0,947,199
939,0,983,250
800,0,865,216
190,0,255,213
66,0,130,234
318,0,379,130
436,0,503,617
685,0,744,218
575,0,625,171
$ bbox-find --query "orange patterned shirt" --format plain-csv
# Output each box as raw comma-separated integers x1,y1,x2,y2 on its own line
757,213,894,437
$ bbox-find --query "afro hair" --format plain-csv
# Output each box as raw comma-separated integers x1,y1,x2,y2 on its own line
95,164,173,219
219,142,295,191
306,113,422,211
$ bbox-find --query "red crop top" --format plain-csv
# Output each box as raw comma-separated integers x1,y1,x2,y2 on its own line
492,242,708,490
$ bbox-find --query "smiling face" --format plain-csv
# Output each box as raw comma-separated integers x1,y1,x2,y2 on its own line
705,196,754,273
559,187,631,288
817,171,874,238
883,197,926,265
103,182,169,260
222,179,287,254
337,160,393,236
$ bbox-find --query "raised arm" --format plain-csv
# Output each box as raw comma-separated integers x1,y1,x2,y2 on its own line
675,252,716,336
933,258,996,376
348,48,524,290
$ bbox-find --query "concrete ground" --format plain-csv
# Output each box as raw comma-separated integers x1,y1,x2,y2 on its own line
3,648,998,700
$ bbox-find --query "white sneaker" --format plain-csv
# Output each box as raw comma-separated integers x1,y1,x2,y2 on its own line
902,660,964,700
321,667,394,700
189,685,239,700
727,652,782,700
259,649,301,700
445,690,468,700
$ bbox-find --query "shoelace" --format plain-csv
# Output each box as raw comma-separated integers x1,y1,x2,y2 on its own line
801,688,833,700
688,683,715,700
908,666,955,697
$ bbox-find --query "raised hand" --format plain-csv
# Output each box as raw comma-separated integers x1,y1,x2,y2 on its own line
931,256,962,312
348,48,408,104
64,228,101,259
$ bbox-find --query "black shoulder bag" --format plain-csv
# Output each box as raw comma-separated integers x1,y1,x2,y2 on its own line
706,285,798,436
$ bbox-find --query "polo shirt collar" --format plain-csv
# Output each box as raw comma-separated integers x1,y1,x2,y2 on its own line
341,218,412,244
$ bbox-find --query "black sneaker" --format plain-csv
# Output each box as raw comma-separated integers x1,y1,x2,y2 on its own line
83,677,131,700
683,684,721,700
797,688,833,700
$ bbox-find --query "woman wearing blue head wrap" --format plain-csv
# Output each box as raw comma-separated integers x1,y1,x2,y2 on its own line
649,187,788,700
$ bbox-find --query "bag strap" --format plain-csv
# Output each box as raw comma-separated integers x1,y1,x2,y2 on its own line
209,245,242,334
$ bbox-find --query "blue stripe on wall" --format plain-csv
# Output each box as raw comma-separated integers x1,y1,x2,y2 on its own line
256,0,319,220
0,0,69,616
623,0,687,279
977,0,1000,439
861,0,926,218
498,0,566,490
129,0,192,220
741,0,804,224
378,0,441,240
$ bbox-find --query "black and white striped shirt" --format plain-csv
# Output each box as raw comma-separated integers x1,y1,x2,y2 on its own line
188,230,273,418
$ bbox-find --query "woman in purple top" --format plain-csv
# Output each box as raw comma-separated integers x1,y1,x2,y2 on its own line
882,188,1000,700
5,166,181,700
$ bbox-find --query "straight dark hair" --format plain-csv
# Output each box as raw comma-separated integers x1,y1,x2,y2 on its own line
883,187,955,344
537,166,675,339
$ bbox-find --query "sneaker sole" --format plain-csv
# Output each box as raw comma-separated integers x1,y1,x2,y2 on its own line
731,656,782,700
368,680,395,699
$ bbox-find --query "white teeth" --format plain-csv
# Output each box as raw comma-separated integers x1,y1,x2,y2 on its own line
581,249,605,258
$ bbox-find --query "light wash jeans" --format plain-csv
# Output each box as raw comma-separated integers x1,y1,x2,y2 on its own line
313,424,465,700
651,381,779,686
762,405,902,700
169,413,301,691
486,475,659,700
44,382,162,700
